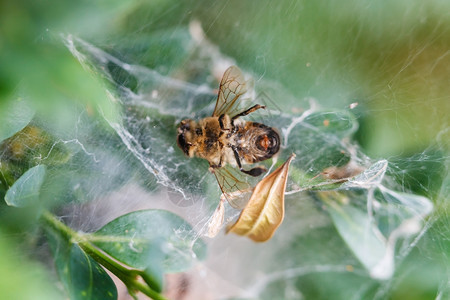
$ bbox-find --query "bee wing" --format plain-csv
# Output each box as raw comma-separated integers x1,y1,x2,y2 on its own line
212,66,248,117
213,165,253,209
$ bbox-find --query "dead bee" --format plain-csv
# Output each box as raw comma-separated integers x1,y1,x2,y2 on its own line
176,66,280,202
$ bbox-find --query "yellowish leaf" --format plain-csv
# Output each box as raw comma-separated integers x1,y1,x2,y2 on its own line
206,197,226,238
227,154,295,242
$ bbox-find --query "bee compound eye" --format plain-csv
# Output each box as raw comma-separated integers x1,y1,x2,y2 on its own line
179,119,191,131
177,133,190,155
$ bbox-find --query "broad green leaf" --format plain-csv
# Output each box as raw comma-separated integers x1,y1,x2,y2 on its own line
92,209,206,275
227,154,295,242
320,191,386,273
68,245,117,300
0,98,35,143
5,165,46,207
45,223,117,300
303,110,358,138
323,160,434,279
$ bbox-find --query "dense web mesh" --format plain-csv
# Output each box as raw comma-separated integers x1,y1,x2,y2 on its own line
29,24,445,299
1,1,449,299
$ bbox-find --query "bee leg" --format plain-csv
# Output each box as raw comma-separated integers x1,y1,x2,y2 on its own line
231,104,266,121
231,145,266,177
242,166,267,177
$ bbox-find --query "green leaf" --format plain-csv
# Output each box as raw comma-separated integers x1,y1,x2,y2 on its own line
68,244,118,300
45,222,117,300
4,165,46,207
304,110,358,139
92,209,206,276
0,97,35,143
323,194,386,272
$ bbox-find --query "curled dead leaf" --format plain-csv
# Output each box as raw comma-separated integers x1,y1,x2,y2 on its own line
322,161,364,180
227,154,295,242
206,197,226,238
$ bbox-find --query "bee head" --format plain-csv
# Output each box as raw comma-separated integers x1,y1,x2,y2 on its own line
177,119,194,156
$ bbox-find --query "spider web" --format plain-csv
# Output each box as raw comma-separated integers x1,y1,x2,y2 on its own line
0,1,448,299
48,23,449,300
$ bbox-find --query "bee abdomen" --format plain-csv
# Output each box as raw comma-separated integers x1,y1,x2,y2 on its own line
252,125,280,162
259,129,280,155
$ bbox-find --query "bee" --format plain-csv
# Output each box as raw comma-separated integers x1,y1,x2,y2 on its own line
176,66,280,203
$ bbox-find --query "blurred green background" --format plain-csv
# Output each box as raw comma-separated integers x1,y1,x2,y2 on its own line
1,0,448,299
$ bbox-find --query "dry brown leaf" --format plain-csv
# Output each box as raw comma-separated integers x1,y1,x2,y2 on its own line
227,154,295,242
322,161,364,180
206,197,226,238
